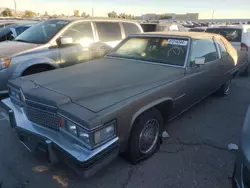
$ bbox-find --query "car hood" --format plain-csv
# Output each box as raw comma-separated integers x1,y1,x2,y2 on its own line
19,57,185,112
0,41,40,58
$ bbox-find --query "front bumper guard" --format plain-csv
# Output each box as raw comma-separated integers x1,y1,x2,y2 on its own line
1,98,119,178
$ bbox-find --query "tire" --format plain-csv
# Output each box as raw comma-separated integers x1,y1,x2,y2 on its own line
126,108,163,164
216,78,232,97
240,64,249,77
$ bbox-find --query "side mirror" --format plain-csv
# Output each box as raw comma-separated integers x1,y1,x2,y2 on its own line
195,57,205,65
56,37,73,46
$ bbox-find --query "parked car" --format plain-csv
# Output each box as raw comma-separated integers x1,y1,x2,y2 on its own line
205,25,250,75
1,32,241,177
140,22,187,32
0,18,143,95
233,105,250,188
189,27,207,32
0,23,35,42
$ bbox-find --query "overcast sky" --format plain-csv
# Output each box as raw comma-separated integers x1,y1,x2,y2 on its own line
1,0,250,19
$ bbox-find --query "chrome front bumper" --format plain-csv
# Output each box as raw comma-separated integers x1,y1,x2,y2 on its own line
1,98,119,178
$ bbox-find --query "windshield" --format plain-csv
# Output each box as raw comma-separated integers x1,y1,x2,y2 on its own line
15,20,70,44
205,28,242,42
108,37,188,66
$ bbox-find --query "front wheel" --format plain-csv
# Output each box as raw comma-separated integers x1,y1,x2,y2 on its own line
126,108,163,164
216,79,232,97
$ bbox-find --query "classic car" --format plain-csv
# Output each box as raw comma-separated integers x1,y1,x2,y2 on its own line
233,105,250,188
1,32,241,177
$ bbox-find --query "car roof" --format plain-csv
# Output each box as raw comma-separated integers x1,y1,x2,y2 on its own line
49,18,139,23
130,31,220,39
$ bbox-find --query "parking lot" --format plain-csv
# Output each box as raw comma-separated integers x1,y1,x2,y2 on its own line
0,76,249,188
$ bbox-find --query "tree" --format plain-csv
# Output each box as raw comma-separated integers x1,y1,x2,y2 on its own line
44,11,49,17
23,10,36,18
74,10,80,17
118,13,126,19
108,11,117,18
1,8,13,17
81,12,90,18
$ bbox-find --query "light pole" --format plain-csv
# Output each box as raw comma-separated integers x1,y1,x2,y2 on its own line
13,0,17,17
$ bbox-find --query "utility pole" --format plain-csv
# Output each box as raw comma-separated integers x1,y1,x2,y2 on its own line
212,9,215,20
13,0,17,17
92,8,94,18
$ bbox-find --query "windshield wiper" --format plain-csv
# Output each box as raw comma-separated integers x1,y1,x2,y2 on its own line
14,39,29,43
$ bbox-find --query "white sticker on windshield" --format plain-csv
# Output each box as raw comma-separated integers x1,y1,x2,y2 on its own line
168,39,188,46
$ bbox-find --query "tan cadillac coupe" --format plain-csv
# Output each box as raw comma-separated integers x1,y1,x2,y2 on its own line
1,32,245,177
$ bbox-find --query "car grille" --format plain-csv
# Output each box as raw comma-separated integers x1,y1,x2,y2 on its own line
25,101,60,130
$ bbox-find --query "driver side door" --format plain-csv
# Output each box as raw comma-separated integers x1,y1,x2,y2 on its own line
185,37,221,105
58,21,96,68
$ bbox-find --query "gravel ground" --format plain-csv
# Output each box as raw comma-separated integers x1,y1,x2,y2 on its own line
0,76,250,188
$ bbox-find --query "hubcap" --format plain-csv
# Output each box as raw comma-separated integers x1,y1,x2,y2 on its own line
224,80,231,94
139,119,160,154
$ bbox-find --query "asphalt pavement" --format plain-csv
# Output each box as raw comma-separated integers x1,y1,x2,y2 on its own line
1,76,250,188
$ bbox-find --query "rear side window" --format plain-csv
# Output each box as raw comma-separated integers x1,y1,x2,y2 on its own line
62,22,94,43
95,22,122,42
215,37,229,58
205,28,242,42
123,23,141,36
190,38,218,65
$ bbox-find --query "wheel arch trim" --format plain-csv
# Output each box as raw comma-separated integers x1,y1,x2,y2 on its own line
129,97,174,132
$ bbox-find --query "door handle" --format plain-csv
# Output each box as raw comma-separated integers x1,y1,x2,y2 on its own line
218,65,224,67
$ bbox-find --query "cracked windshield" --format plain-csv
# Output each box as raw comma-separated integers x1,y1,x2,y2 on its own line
0,0,250,188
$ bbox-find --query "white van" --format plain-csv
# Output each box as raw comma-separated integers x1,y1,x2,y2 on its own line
206,25,250,54
206,25,250,75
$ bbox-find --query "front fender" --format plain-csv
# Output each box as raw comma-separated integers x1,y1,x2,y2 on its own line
12,57,59,78
129,97,174,132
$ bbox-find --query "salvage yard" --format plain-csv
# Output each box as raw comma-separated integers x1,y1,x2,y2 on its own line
0,76,250,188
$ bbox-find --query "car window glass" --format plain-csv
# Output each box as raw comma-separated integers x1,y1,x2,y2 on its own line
95,22,122,42
190,38,218,66
215,38,229,58
109,37,188,66
205,28,242,42
15,26,29,35
123,23,141,36
62,22,93,44
15,20,69,44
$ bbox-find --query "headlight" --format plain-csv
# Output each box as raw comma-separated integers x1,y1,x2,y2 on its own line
65,120,78,136
0,58,11,70
94,121,116,145
9,87,21,102
78,127,90,144
60,117,116,148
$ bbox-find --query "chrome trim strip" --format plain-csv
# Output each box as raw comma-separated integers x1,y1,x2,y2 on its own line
183,38,191,68
174,94,186,101
0,90,8,95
